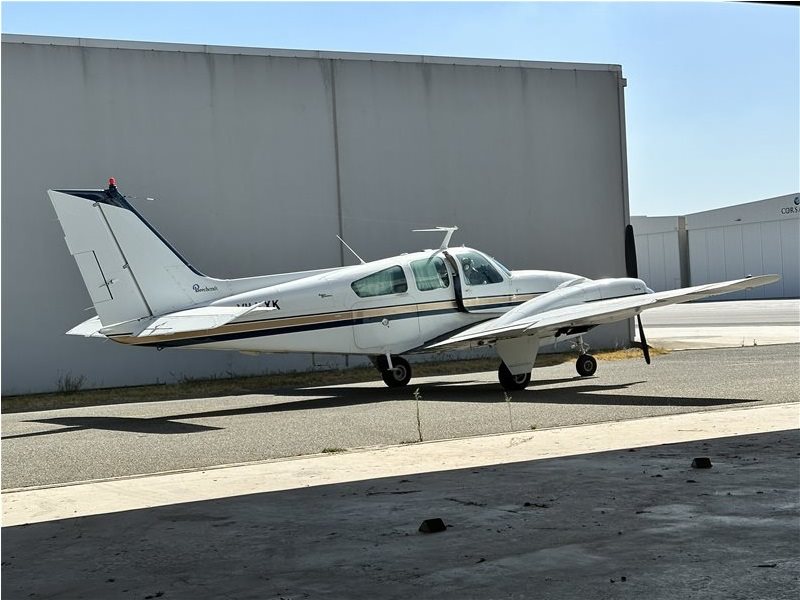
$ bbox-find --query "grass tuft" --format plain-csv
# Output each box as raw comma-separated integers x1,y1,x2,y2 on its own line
56,373,86,394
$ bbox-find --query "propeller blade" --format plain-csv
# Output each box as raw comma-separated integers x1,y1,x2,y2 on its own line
625,224,638,279
637,314,651,364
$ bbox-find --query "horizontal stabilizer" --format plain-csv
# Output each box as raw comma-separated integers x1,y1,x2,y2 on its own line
66,316,107,338
100,303,276,338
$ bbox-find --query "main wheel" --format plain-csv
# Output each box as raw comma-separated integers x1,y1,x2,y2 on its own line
576,354,597,377
380,356,412,388
498,362,531,391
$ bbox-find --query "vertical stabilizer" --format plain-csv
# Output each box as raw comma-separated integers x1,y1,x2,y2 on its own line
48,181,225,327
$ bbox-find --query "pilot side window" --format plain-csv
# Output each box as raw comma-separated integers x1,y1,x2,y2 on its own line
459,251,504,286
410,257,451,292
351,266,408,298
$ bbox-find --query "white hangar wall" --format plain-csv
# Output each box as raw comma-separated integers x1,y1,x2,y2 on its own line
631,216,688,292
632,193,799,298
1,35,631,395
687,194,800,300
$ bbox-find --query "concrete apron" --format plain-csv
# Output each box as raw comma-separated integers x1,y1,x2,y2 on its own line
640,326,800,350
4,402,798,527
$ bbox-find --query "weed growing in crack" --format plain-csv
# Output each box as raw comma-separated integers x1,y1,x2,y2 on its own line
504,391,514,431
413,387,423,442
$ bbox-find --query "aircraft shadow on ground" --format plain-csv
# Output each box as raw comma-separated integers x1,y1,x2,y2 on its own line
2,417,222,440
2,430,797,600
4,378,758,439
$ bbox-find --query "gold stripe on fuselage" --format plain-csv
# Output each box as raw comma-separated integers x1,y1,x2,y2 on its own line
109,292,541,346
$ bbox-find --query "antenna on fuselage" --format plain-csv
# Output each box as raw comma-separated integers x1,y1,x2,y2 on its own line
412,226,459,251
336,235,366,264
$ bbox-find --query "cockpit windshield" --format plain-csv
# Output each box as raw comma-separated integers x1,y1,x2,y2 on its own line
490,256,512,276
456,250,504,286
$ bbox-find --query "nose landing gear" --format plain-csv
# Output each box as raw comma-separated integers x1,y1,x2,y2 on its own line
576,354,597,377
572,337,597,377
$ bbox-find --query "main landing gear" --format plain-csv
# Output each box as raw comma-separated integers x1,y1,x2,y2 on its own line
573,337,597,377
498,362,531,391
375,355,412,388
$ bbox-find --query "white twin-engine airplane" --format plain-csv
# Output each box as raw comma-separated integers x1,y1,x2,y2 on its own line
49,180,779,391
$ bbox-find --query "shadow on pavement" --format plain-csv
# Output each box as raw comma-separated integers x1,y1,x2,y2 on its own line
2,416,222,440
4,379,758,439
3,430,797,599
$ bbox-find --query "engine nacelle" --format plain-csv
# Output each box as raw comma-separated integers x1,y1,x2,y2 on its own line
493,277,651,328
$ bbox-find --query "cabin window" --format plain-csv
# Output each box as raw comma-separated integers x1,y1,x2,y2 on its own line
458,251,504,286
410,257,450,291
351,266,408,298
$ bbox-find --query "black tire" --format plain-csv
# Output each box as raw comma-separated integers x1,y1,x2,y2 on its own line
576,354,597,377
380,356,412,388
498,362,531,391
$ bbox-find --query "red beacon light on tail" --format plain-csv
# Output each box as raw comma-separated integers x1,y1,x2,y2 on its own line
108,177,117,189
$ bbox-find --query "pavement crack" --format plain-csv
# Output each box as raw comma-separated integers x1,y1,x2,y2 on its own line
446,497,487,507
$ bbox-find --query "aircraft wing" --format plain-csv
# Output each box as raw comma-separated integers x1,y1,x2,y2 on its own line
429,274,780,350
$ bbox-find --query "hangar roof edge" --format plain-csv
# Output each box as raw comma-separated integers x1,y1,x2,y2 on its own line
1,33,623,73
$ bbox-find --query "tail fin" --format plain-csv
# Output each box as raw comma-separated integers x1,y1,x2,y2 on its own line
48,180,230,327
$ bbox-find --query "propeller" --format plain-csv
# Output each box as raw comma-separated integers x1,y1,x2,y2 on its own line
625,224,651,364
636,311,651,365
625,224,638,279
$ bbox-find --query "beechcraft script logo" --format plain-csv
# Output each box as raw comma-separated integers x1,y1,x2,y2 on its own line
193,284,219,293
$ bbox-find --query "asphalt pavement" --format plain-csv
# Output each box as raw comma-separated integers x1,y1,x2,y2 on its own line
3,344,798,490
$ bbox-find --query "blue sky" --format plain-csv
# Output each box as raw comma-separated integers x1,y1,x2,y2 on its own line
3,1,798,215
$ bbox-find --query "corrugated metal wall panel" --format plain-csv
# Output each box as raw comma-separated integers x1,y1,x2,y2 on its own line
760,221,785,298
662,232,682,290
646,234,666,291
780,219,800,297
723,226,745,299
635,196,798,299
741,223,765,299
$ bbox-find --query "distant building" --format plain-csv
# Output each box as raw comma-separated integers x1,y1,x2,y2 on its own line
633,193,800,298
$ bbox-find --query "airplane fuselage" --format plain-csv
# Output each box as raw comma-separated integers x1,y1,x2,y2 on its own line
106,248,582,356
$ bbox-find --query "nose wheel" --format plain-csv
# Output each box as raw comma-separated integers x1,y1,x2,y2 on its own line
376,355,412,388
571,336,597,377
576,354,597,377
